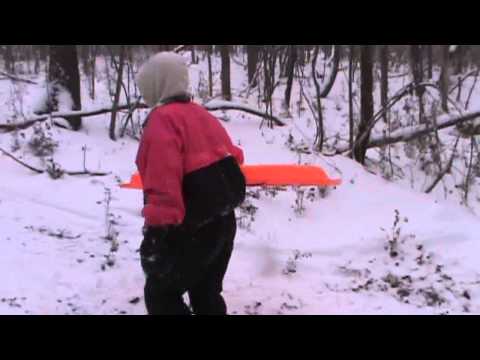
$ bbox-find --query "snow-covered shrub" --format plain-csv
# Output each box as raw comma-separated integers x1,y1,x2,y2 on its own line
285,133,311,155
28,123,58,157
45,159,64,180
101,187,119,271
283,250,312,275
380,209,410,260
292,187,306,216
237,190,259,231
262,186,281,199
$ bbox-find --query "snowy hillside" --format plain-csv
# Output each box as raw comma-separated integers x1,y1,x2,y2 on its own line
1,50,480,315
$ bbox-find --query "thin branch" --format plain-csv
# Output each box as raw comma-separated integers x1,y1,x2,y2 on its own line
64,170,110,177
0,146,44,173
465,69,480,110
203,100,286,126
0,71,37,85
1,146,109,177
425,136,460,194
464,137,476,204
174,45,187,53
448,69,478,95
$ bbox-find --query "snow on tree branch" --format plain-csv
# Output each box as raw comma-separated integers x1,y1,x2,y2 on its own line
0,99,286,133
335,109,480,154
203,99,286,126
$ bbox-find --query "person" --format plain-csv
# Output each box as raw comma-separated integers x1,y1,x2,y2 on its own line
135,52,246,315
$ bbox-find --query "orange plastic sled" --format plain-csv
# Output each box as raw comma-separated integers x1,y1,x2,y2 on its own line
120,165,341,189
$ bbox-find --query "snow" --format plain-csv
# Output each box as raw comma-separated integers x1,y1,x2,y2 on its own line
1,55,480,315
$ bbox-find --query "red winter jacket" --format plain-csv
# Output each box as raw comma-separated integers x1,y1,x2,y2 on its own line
135,101,245,227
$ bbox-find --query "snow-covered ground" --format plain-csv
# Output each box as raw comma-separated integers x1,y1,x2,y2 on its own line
1,53,480,315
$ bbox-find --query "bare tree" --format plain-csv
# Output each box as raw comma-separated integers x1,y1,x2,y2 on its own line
3,45,15,73
283,45,297,112
34,47,41,75
410,45,425,123
190,45,197,64
110,45,126,141
262,46,279,127
318,45,340,98
349,45,355,157
380,45,389,124
311,46,324,151
427,45,433,79
454,45,466,75
247,45,259,87
47,45,82,130
353,45,374,164
89,45,97,100
207,45,213,97
440,45,450,113
220,45,231,101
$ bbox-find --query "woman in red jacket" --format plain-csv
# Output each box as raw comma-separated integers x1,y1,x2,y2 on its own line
135,52,246,315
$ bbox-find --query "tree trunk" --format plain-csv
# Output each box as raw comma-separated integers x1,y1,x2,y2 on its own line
354,45,374,164
220,45,231,101
4,45,14,73
247,45,259,87
207,45,213,97
34,47,41,75
283,45,297,111
191,45,197,64
110,45,126,141
440,45,450,113
455,45,465,75
26,45,33,74
319,45,340,98
90,45,97,100
380,45,389,124
427,45,433,79
262,46,277,126
312,46,324,151
410,45,425,123
79,45,90,77
47,45,82,130
349,45,355,158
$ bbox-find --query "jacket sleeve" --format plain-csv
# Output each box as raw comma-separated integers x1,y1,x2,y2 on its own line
140,115,185,227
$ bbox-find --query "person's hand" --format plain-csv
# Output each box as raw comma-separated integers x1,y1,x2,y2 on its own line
140,225,182,279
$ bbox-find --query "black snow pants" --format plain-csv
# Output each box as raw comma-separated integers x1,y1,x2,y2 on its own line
140,211,237,315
